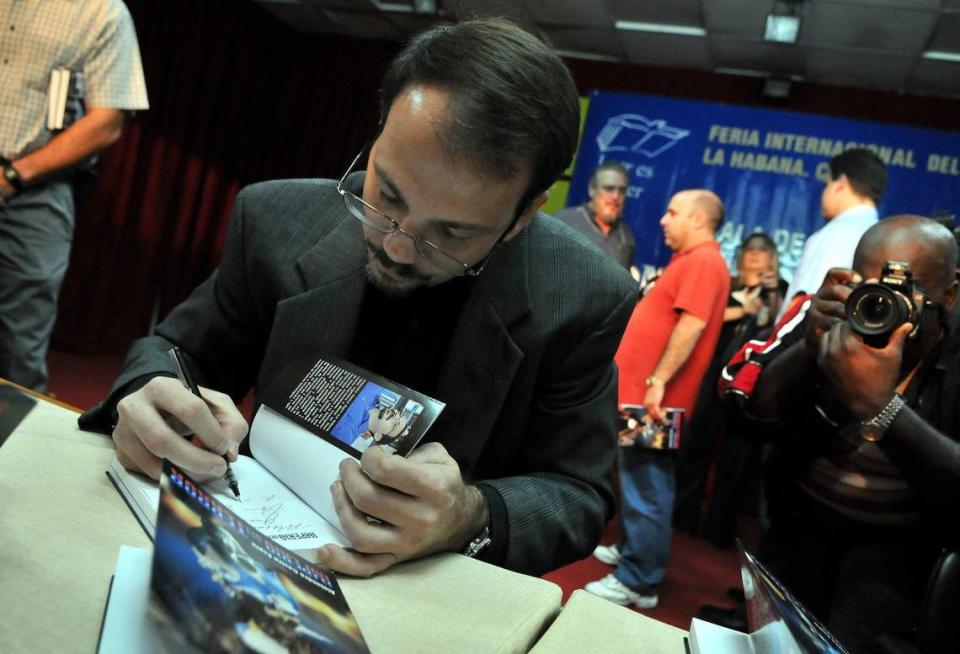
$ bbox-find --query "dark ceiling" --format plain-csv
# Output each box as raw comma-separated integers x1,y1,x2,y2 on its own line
253,0,960,100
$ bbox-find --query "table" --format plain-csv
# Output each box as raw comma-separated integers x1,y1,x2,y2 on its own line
0,386,689,653
0,389,562,653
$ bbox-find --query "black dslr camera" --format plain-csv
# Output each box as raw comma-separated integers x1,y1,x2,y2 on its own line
846,260,927,348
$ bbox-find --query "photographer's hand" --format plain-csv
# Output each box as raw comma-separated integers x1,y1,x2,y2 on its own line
804,268,863,355
817,321,911,420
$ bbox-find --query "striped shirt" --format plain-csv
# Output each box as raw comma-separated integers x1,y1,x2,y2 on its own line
0,0,148,160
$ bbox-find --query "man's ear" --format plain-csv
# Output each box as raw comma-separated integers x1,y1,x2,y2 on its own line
944,279,958,312
835,173,851,193
503,191,549,243
690,207,709,231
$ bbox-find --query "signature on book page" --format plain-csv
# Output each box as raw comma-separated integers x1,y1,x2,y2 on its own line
221,492,310,536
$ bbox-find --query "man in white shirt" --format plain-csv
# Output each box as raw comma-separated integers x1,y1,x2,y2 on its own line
780,149,887,319
0,0,149,391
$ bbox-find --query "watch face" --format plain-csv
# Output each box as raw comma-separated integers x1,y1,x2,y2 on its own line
860,424,883,443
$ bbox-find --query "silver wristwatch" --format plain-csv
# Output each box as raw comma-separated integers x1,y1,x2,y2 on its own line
860,393,906,443
463,525,491,558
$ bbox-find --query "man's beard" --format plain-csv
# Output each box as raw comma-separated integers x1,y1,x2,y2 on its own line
365,240,433,297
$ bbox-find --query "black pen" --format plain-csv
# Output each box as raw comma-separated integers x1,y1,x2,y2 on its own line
167,346,241,498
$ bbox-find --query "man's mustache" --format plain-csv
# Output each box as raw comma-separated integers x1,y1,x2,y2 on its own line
365,240,432,283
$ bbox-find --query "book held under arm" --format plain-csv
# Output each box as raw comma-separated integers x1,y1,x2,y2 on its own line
107,354,445,560
47,68,70,131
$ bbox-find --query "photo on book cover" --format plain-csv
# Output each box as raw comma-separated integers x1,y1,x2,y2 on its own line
330,385,425,455
263,354,444,459
150,461,369,654
617,404,683,450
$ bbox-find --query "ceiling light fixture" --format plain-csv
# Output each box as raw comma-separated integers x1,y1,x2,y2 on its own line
614,20,706,37
762,77,792,99
369,0,437,14
764,1,802,44
553,49,623,63
922,50,960,63
412,0,436,14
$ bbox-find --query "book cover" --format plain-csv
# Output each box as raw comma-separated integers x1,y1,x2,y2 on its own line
617,404,684,450
261,353,445,459
150,461,369,654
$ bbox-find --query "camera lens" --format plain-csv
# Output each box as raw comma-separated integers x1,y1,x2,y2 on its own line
857,294,893,329
846,283,910,338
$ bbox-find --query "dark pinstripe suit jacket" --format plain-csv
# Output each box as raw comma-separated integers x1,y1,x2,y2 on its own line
84,173,638,576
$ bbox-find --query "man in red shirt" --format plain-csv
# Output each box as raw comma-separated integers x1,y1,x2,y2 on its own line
585,189,730,607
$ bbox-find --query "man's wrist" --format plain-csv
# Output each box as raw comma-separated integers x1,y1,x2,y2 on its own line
646,375,666,387
1,161,25,195
859,393,906,443
458,485,491,557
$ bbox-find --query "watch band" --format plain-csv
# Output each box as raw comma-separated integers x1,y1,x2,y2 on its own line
645,375,665,387
2,162,24,193
860,393,906,443
463,525,491,558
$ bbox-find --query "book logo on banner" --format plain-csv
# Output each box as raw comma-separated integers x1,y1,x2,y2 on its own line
595,114,690,201
596,114,690,159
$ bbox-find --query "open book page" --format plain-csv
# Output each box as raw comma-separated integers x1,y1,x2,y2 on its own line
108,454,348,554
107,355,443,556
250,406,350,534
688,618,755,654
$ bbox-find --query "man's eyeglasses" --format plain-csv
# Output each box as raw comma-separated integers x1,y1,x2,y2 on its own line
336,148,523,277
596,184,628,196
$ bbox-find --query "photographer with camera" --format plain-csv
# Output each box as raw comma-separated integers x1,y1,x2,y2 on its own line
719,215,960,652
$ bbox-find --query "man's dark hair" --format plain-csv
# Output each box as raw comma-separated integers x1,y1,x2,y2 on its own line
589,161,630,187
829,148,888,206
379,18,580,212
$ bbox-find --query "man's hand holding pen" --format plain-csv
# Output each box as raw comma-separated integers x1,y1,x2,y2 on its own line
113,376,247,482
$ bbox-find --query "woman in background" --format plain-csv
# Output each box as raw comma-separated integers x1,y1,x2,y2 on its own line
721,232,787,347
674,232,787,545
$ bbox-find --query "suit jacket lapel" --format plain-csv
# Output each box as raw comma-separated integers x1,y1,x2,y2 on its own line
259,190,368,387
433,231,532,469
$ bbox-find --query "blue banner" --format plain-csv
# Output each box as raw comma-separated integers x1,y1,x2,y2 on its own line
567,91,960,281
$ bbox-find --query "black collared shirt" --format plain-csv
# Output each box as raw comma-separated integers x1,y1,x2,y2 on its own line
347,276,473,400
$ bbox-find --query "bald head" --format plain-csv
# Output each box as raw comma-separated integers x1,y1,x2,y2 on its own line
854,214,958,299
688,189,725,233
660,189,725,252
